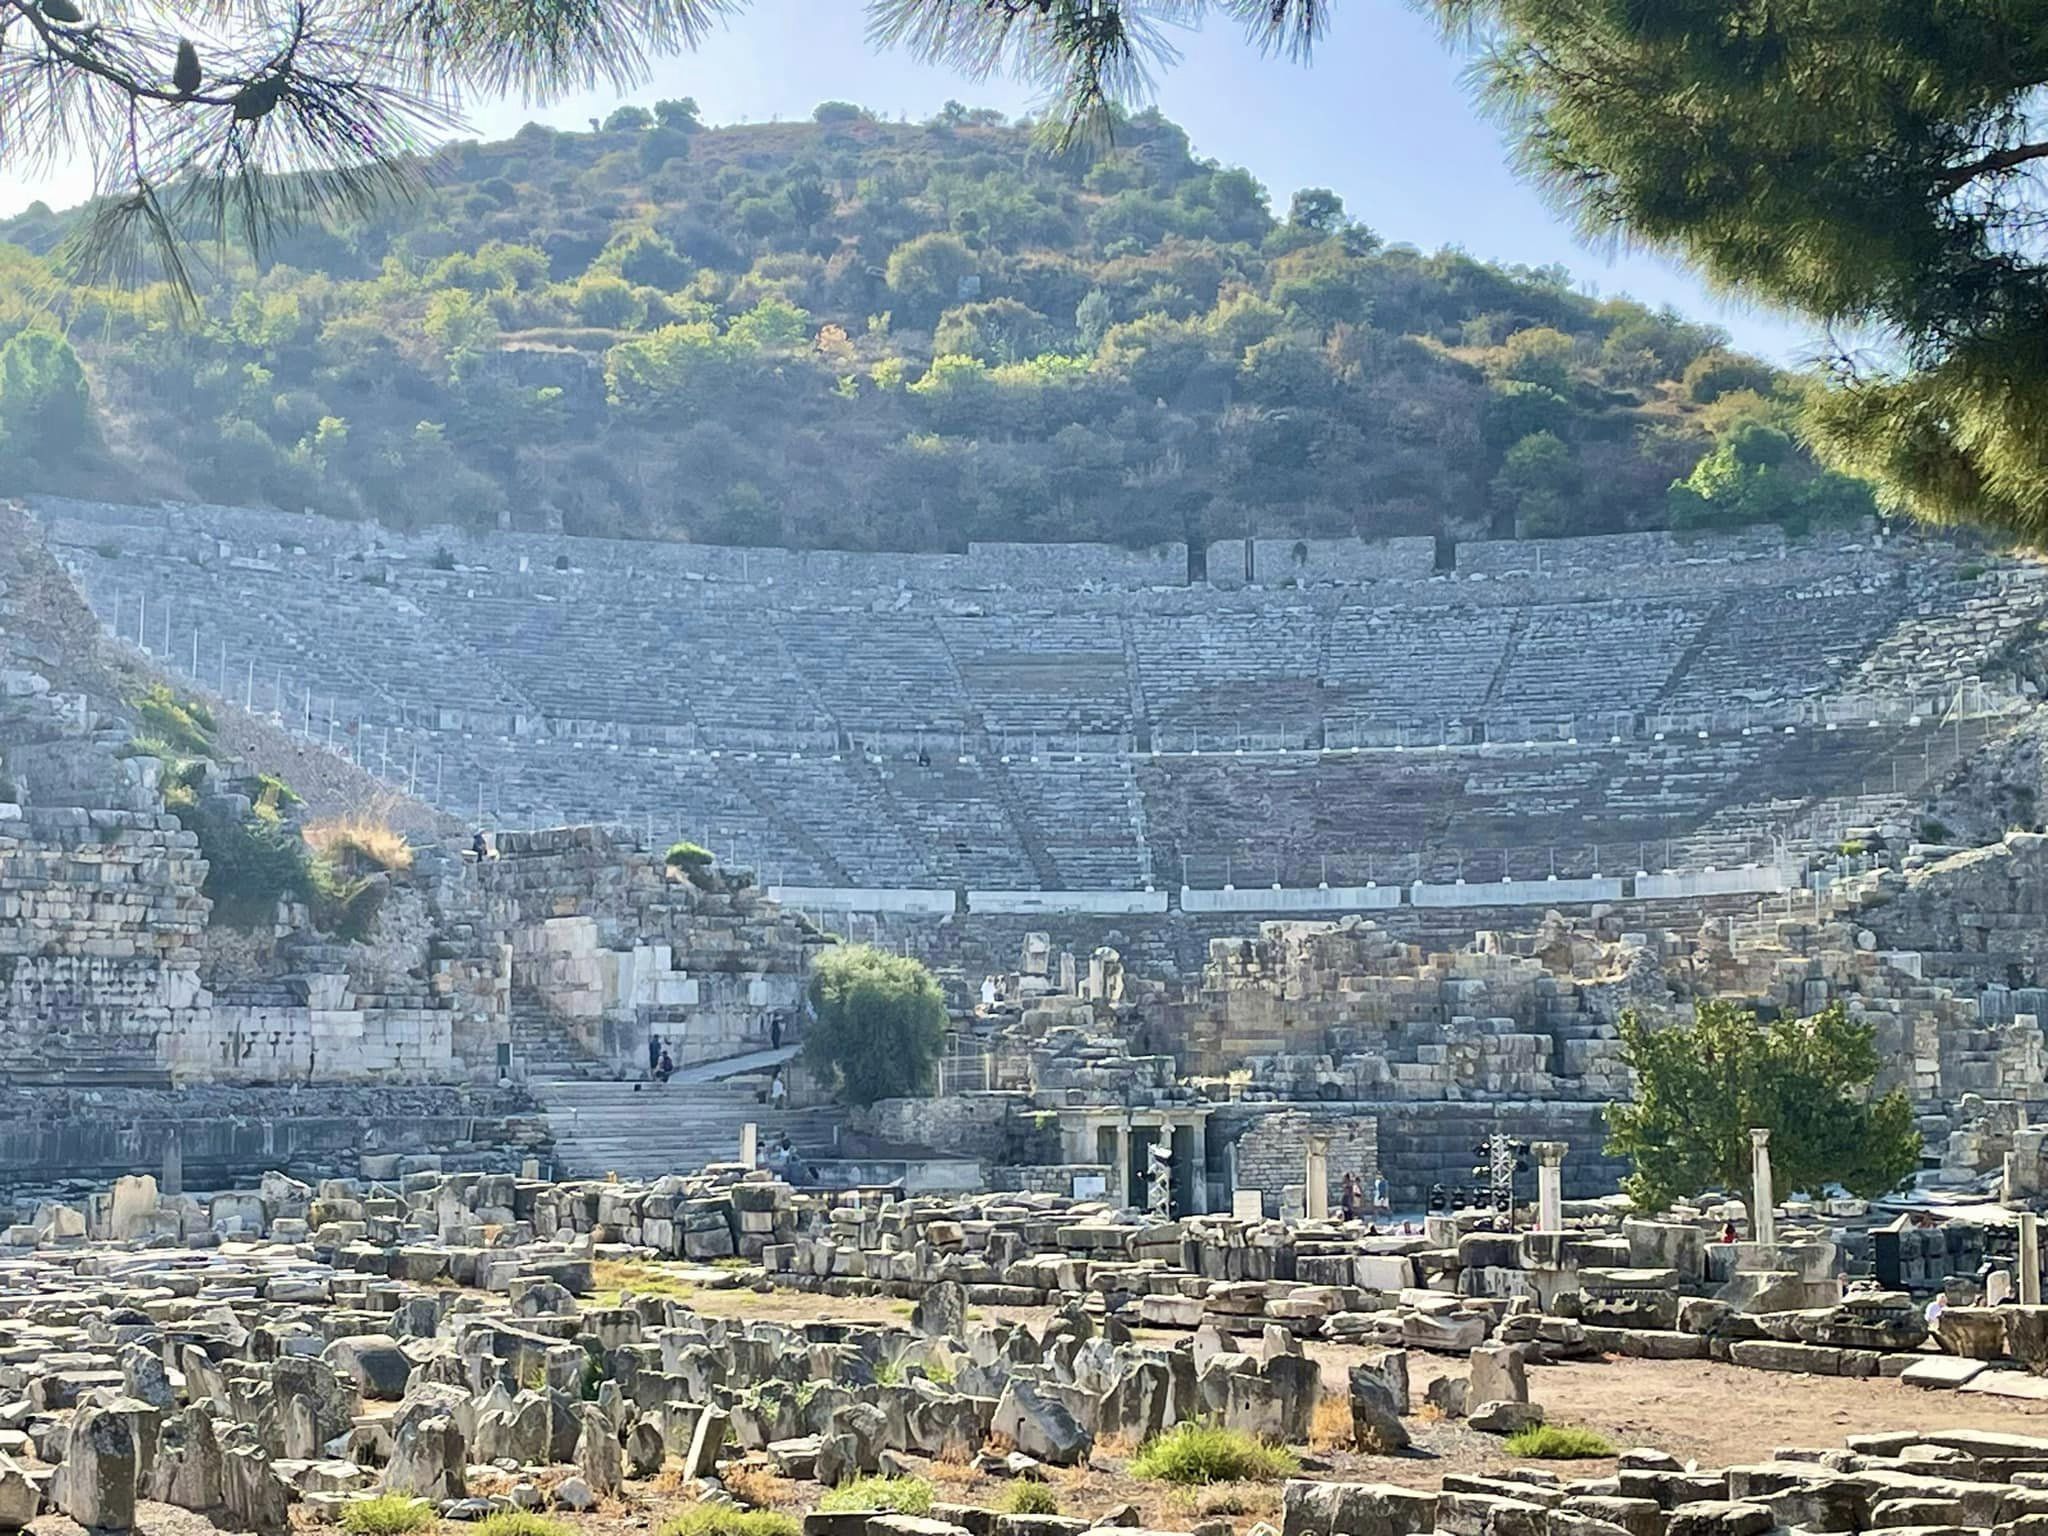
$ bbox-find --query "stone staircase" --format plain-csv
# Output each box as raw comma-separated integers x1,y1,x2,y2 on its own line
508,1000,614,1081
530,1046,840,1178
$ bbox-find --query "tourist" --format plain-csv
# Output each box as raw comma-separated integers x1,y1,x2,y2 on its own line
769,1068,787,1109
1925,1293,1947,1328
655,1046,674,1084
1371,1172,1389,1213
647,1035,662,1078
1720,1220,1738,1244
770,1012,783,1051
471,829,489,860
1341,1171,1362,1221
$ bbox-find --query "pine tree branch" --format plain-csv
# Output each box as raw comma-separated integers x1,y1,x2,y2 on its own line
1933,140,2048,194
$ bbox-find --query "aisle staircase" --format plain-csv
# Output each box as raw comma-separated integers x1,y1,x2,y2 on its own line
530,1046,842,1178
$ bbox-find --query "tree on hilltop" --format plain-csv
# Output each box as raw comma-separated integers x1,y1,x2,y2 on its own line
1604,999,1921,1214
802,943,947,1107
3,0,1322,292
17,0,2041,542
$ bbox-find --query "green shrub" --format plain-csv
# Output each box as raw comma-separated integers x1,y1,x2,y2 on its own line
248,772,302,808
998,1483,1060,1515
666,840,714,869
340,1496,436,1536
1837,840,1866,858
661,1510,801,1536
816,1477,934,1515
133,684,216,760
191,800,315,928
1503,1423,1616,1459
476,1517,570,1536
1920,818,1950,843
309,856,388,942
1129,1422,1300,1485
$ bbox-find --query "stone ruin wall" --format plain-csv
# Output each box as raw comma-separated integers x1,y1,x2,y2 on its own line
0,802,213,1084
126,824,814,1089
480,826,818,1071
1226,1107,1380,1213
4,495,819,1091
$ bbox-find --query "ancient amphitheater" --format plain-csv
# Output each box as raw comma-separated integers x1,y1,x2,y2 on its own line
31,500,2042,913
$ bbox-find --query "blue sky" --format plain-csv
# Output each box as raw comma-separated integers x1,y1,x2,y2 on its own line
2,0,1813,363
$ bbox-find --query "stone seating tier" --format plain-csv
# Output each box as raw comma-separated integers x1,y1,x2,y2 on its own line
31,499,2042,892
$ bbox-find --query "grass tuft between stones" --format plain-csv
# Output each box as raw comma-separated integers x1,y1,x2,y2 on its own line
815,1476,936,1514
475,1516,572,1536
660,1509,803,1536
1503,1423,1617,1459
997,1482,1061,1515
1129,1422,1301,1484
340,1496,438,1536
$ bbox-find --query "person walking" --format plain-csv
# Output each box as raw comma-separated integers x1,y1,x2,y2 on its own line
647,1035,662,1079
1341,1171,1363,1221
770,1012,783,1051
656,1046,674,1085
769,1068,787,1110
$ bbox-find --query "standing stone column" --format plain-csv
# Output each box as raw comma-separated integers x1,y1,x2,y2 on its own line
161,1133,183,1200
1749,1128,1776,1245
1304,1135,1331,1221
2022,1211,2042,1307
739,1122,758,1169
1533,1141,1566,1232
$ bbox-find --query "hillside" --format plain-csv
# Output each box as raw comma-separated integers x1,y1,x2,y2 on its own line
0,103,1873,551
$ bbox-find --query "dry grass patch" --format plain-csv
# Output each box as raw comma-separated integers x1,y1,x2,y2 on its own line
720,1463,795,1509
1163,1481,1284,1520
1309,1393,1353,1452
590,1258,698,1309
922,1456,983,1491
305,805,414,872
